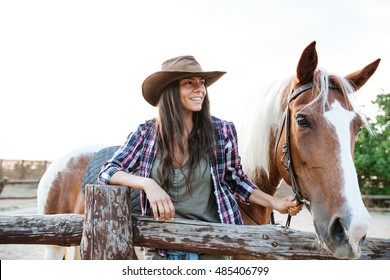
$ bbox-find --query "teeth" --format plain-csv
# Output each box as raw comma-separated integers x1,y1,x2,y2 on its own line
190,97,202,101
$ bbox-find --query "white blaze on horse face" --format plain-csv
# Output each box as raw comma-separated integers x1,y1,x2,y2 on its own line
324,101,371,245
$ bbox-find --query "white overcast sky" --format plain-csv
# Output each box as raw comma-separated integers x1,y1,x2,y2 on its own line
1,0,389,160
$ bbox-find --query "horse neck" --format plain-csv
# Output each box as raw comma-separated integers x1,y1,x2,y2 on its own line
238,84,289,225
240,139,282,225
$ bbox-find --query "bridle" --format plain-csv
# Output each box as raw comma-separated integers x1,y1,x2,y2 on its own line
273,82,313,227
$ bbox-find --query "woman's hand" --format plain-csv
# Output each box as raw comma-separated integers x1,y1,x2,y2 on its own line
249,190,302,216
109,171,175,221
141,177,175,221
273,195,303,216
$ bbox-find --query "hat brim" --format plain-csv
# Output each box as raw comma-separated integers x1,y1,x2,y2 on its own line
142,71,226,106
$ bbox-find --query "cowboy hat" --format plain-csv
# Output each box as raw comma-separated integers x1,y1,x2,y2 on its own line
142,55,226,106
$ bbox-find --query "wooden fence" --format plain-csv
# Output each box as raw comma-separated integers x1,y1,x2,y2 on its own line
0,159,51,181
0,184,389,260
363,194,390,210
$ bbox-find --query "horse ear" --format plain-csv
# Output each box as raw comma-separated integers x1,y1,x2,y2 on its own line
296,41,318,85
345,59,381,91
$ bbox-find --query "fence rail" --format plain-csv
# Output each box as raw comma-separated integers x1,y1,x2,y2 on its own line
2,184,389,260
362,194,390,200
4,179,40,185
1,184,389,260
0,159,51,181
0,213,389,260
0,214,83,246
363,194,390,210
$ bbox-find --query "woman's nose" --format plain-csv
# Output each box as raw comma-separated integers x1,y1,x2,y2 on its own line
193,81,204,92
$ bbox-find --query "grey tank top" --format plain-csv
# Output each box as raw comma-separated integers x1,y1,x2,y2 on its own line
150,155,220,223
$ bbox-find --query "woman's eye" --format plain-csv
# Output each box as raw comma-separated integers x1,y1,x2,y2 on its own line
296,116,310,127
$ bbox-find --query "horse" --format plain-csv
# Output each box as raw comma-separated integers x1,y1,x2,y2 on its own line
238,41,380,259
37,144,106,259
37,144,140,259
37,41,380,259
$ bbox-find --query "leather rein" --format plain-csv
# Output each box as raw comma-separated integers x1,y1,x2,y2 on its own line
273,82,313,227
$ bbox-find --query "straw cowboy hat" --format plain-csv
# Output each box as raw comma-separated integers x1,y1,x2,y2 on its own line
142,55,226,106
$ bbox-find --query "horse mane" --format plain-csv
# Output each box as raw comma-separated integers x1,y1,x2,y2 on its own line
238,80,288,179
239,68,370,180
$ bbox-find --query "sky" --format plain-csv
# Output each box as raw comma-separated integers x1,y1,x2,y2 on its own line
1,0,389,161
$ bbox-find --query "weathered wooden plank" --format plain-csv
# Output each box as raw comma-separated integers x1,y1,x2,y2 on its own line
1,213,389,259
132,216,390,260
0,214,83,246
132,216,326,259
1,184,390,260
80,184,134,260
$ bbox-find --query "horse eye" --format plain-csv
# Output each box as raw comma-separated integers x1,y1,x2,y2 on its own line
296,116,310,127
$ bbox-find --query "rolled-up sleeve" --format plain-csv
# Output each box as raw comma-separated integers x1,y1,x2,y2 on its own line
224,121,257,203
98,123,148,184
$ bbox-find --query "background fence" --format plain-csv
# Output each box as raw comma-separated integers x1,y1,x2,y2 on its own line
0,159,51,181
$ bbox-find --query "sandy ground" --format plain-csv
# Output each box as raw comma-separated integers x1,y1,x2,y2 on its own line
0,183,389,260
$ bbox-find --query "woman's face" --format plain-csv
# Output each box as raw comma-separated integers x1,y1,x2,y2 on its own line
179,77,207,115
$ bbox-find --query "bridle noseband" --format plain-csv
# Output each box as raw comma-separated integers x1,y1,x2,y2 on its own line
273,82,313,226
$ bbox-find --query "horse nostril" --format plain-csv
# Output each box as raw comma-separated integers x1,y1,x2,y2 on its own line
330,217,347,245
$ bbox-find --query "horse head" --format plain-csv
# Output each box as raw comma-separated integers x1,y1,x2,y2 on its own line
275,41,380,259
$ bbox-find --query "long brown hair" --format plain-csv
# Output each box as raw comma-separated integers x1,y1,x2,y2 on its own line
156,81,215,192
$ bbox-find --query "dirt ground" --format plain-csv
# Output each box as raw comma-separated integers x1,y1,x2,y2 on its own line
0,183,43,260
0,183,389,260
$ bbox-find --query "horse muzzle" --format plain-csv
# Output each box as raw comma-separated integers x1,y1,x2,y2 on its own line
313,208,371,259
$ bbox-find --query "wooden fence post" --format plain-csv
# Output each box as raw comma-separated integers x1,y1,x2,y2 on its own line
81,184,134,260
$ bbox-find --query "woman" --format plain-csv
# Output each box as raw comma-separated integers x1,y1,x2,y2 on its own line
98,55,301,260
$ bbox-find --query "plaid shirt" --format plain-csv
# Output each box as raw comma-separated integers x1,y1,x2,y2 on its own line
98,116,257,225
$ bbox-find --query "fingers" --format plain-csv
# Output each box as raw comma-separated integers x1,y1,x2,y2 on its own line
287,195,295,202
143,179,175,221
287,195,299,207
151,199,175,221
151,204,159,220
279,196,303,216
287,204,303,216
273,196,304,216
156,200,175,221
283,195,299,208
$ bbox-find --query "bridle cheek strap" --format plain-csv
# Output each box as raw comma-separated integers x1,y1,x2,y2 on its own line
273,82,313,227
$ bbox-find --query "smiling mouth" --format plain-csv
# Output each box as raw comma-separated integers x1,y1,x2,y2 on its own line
190,97,202,102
